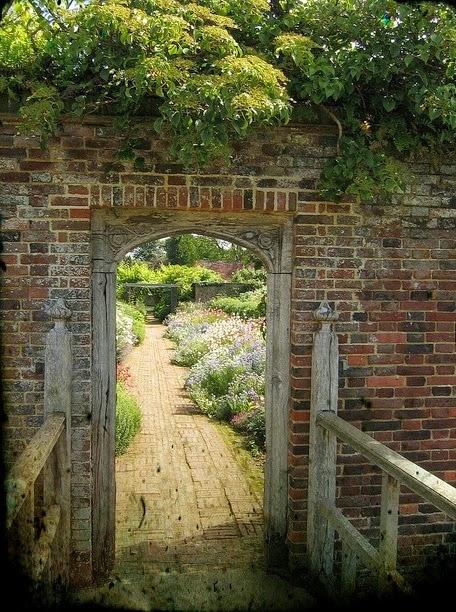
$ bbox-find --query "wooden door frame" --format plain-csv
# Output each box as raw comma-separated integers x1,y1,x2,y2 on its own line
91,208,293,581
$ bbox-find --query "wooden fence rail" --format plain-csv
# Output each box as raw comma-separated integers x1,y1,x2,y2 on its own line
6,414,68,582
307,301,456,598
6,299,72,594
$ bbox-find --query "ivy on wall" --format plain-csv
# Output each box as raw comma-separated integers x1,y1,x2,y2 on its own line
0,0,455,202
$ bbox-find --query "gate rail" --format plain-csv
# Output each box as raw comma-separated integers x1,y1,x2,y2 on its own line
307,301,456,597
6,298,73,593
6,413,69,582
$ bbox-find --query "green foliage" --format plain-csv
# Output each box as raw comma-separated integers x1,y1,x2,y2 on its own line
231,267,267,288
116,260,156,300
210,287,266,319
236,408,265,451
153,263,223,297
199,364,242,398
115,382,142,456
126,240,167,266
116,260,223,319
152,263,223,319
164,234,258,266
1,0,289,165
2,0,455,201
274,0,456,201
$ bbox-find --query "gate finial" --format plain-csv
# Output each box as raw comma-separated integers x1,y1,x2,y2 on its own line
46,298,72,328
313,300,338,323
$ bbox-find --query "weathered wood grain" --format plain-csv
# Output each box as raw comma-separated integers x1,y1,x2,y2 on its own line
43,301,73,587
378,472,399,590
92,270,117,581
317,412,456,520
318,501,380,573
31,504,61,580
307,302,339,583
341,540,357,597
6,414,65,528
264,271,291,567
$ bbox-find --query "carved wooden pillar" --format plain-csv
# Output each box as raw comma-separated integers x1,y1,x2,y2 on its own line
307,301,339,584
92,266,116,582
44,298,73,587
264,271,291,568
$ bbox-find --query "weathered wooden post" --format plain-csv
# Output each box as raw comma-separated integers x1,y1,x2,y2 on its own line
43,298,72,587
307,300,339,587
378,472,400,591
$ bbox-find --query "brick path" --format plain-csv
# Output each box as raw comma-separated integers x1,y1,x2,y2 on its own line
115,320,264,570
75,321,313,610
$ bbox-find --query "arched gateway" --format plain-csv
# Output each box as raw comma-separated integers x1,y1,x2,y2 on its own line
91,208,293,579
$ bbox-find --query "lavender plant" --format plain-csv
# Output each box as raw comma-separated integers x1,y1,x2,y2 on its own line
166,302,266,452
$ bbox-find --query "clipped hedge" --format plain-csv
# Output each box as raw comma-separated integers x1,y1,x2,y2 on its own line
209,287,266,319
116,261,224,320
115,382,142,456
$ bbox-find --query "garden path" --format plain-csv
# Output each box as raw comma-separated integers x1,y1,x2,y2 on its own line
76,321,313,610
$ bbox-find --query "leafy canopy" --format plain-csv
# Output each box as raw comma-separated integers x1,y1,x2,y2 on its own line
1,0,455,201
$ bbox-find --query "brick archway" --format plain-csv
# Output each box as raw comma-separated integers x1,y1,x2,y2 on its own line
91,208,293,580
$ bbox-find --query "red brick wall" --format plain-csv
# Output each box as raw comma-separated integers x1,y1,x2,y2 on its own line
1,116,455,584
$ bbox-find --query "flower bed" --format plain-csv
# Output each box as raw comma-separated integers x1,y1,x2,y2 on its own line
116,300,146,361
166,303,266,453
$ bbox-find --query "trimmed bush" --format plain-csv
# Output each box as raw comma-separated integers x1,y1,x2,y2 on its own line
209,287,266,319
232,267,267,288
116,261,223,320
115,382,142,456
151,264,224,320
116,260,156,300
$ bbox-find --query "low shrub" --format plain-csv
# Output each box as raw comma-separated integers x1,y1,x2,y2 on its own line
118,301,146,344
151,264,224,320
116,260,156,300
232,267,267,289
117,261,224,320
209,287,266,319
115,382,142,456
231,408,265,454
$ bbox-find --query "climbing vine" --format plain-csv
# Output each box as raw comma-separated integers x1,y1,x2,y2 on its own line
0,0,455,202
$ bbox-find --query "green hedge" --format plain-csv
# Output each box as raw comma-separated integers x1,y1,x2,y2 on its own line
115,382,142,456
232,267,267,288
210,288,266,319
117,261,224,321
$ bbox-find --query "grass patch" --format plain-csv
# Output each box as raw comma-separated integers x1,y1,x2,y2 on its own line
213,420,264,502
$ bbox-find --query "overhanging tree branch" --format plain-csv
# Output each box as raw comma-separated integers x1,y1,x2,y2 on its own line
319,105,343,156
28,0,67,30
